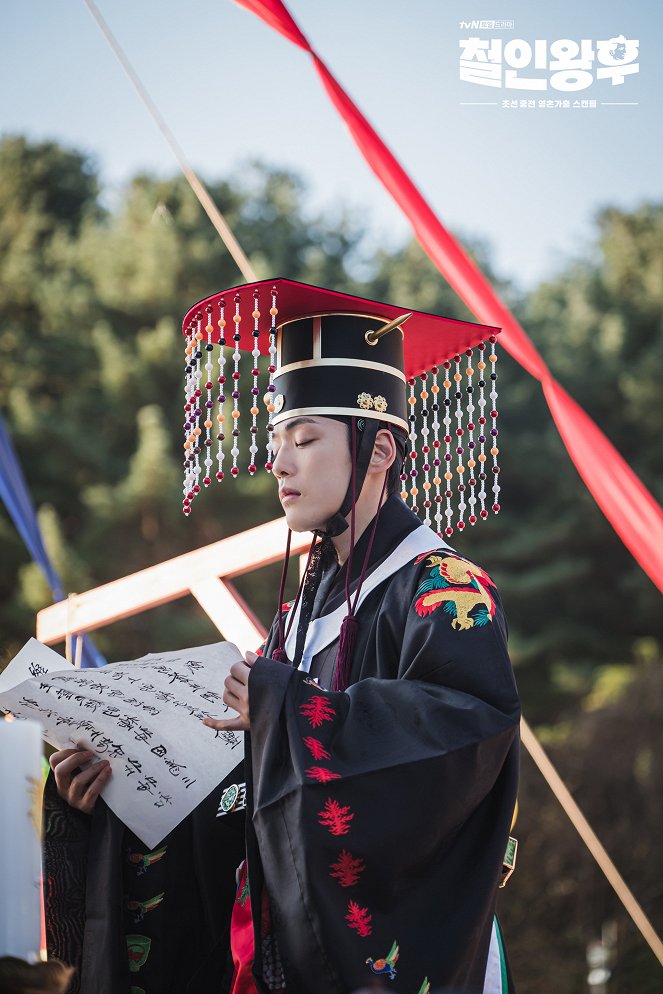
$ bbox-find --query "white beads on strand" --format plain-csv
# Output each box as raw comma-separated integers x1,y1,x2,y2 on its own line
265,290,278,472
230,295,241,478
216,301,227,482
442,361,453,536
430,367,444,537
202,307,214,487
419,373,431,527
489,337,500,515
407,378,418,513
249,293,261,475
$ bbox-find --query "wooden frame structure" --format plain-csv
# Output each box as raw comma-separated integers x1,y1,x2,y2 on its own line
36,517,312,651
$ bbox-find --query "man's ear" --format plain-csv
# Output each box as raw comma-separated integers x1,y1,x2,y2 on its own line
368,428,397,475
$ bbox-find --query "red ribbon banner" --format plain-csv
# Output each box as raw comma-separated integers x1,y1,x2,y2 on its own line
236,0,663,594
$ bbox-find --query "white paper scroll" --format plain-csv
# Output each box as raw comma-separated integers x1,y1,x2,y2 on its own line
0,639,244,848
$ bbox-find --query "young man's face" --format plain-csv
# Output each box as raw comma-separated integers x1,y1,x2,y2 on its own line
271,416,351,532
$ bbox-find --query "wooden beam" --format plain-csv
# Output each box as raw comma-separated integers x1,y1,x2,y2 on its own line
36,518,311,644
190,577,268,653
521,718,663,967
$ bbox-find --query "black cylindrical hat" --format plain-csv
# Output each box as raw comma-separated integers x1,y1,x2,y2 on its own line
272,313,407,431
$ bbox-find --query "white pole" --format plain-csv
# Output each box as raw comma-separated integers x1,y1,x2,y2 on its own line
0,717,43,962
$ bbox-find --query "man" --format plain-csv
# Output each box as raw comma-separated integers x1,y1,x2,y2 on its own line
46,279,517,994
185,281,520,994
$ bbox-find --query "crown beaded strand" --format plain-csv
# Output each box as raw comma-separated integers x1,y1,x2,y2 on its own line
454,354,467,533
249,291,261,476
465,350,478,526
202,305,215,488
406,378,418,514
419,373,431,527
264,288,278,472
477,343,488,519
430,366,443,536
216,299,227,484
183,314,204,513
192,315,204,495
489,336,501,514
443,361,453,536
230,295,241,478
182,321,194,514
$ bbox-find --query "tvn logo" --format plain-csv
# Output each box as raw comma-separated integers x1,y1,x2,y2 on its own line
459,20,515,29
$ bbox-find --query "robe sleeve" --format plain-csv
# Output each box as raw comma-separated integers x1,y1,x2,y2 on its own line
245,552,520,993
43,772,91,990
43,765,247,994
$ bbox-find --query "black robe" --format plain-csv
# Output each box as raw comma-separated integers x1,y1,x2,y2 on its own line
245,496,520,994
43,763,245,994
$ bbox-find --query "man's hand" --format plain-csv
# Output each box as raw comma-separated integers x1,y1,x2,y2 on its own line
49,748,111,815
202,650,259,733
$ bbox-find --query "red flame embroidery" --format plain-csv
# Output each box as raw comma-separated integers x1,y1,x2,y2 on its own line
330,850,365,888
302,736,331,760
318,798,354,836
345,899,373,937
306,766,341,783
299,695,336,728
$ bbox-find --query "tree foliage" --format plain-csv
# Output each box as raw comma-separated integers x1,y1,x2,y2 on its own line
0,137,365,660
500,644,663,994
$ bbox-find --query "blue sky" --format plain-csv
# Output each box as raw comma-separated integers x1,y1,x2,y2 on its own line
1,0,659,291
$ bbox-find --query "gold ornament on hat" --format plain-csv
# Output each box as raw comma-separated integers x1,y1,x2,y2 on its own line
356,392,389,412
365,311,413,346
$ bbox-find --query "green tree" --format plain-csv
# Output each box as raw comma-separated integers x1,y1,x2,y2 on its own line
502,204,663,720
366,210,663,723
501,644,663,994
0,138,365,665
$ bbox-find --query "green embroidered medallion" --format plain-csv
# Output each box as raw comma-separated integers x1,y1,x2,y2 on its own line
127,934,151,973
221,783,240,813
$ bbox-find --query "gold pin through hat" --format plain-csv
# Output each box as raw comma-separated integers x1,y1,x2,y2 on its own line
365,311,413,346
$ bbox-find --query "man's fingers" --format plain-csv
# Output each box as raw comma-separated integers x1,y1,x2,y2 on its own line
244,650,258,666
50,750,95,780
75,764,112,815
229,660,252,684
210,657,252,732
51,752,112,812
67,761,111,800
202,716,247,732
49,748,93,772
49,748,77,770
78,766,112,811
224,675,247,702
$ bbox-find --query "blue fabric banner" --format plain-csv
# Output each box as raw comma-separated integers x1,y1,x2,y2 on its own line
0,414,105,668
